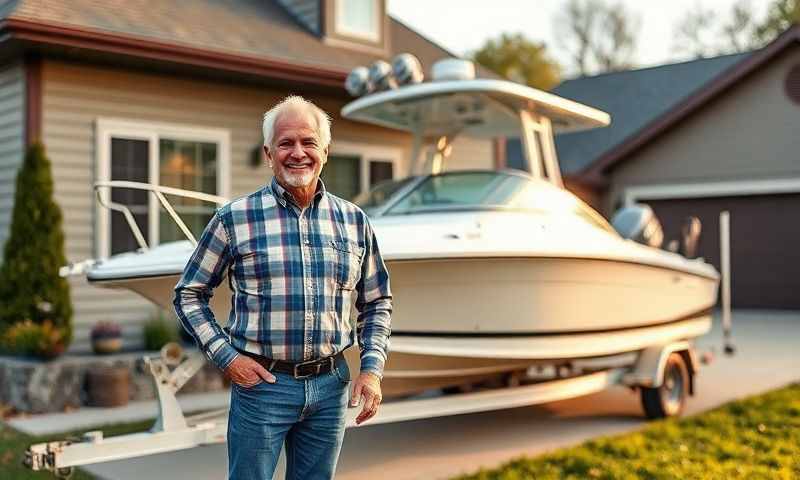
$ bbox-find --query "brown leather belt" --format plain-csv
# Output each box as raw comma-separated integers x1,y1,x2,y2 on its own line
235,347,342,379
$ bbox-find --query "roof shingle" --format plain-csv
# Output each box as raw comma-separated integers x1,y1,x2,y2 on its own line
3,0,462,76
552,53,750,175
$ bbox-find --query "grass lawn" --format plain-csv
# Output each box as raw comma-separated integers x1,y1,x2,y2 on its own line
455,382,800,480
0,418,154,479
2,383,799,479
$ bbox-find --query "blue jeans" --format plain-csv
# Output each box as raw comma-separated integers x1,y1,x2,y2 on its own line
227,356,351,480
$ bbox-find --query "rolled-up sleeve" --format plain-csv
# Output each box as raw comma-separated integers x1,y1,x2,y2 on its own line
355,219,392,379
173,210,239,370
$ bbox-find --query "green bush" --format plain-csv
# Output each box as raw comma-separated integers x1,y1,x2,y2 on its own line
143,313,179,351
1,319,68,358
0,143,72,352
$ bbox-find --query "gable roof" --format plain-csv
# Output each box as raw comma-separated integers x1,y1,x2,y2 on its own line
555,25,800,184
0,0,478,90
553,52,749,177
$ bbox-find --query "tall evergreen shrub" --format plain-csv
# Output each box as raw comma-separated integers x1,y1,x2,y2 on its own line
0,142,72,348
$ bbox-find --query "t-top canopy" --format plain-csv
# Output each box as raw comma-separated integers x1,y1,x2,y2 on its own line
341,79,610,138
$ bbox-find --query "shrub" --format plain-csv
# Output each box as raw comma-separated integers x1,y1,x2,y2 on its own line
0,143,72,350
1,320,68,358
143,313,179,351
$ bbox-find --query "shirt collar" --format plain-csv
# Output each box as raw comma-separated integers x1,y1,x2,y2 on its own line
269,176,326,209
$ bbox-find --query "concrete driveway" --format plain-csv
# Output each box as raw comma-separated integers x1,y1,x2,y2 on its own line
85,310,800,480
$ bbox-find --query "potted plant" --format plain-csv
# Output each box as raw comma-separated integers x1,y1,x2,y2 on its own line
90,321,123,354
144,312,178,351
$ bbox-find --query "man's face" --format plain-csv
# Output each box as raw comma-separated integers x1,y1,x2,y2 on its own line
265,109,328,189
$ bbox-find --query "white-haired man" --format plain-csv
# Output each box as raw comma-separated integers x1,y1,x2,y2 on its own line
174,95,392,479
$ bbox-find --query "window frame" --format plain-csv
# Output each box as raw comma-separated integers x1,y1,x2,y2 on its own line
328,140,402,198
333,0,381,43
95,118,230,258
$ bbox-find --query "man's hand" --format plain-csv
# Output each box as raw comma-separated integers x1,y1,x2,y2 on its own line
351,372,382,425
225,355,276,387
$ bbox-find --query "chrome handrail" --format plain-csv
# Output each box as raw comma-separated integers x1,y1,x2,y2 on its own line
94,180,229,251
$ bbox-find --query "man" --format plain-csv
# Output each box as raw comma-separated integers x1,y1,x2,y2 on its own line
173,95,392,480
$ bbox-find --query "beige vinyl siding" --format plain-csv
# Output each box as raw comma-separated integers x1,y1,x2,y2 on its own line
41,59,414,350
606,47,800,213
0,63,25,258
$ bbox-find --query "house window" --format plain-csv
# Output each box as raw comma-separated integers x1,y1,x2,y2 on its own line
369,160,394,186
322,142,402,200
158,139,218,243
335,0,380,42
322,154,362,200
109,138,150,255
96,119,230,258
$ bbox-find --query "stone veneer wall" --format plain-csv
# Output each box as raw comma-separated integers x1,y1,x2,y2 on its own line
0,351,226,413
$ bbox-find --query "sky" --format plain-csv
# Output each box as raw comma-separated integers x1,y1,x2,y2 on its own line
386,0,772,73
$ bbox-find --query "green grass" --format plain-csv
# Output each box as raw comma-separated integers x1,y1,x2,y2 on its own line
454,383,800,480
0,418,154,479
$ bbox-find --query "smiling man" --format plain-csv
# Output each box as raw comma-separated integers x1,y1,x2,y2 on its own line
173,95,392,480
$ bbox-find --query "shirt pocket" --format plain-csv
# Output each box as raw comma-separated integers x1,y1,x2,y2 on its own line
235,242,276,294
328,240,364,291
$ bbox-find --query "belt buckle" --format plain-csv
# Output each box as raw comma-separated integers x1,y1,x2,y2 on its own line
292,356,335,379
293,358,320,379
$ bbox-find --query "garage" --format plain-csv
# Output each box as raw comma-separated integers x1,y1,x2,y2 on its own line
551,27,800,311
645,193,800,309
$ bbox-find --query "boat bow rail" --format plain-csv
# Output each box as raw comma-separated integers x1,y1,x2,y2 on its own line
94,180,229,251
59,181,230,279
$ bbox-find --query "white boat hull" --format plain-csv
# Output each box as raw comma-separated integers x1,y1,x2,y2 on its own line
388,257,717,333
91,252,716,397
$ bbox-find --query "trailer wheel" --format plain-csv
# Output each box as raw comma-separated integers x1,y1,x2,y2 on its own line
55,467,74,479
640,352,689,419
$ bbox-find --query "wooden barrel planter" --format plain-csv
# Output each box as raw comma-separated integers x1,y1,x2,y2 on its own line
87,366,130,407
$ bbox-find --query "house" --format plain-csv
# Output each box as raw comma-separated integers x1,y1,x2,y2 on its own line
0,0,497,350
552,26,800,310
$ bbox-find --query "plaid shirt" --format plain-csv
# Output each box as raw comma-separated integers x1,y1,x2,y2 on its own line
173,177,392,378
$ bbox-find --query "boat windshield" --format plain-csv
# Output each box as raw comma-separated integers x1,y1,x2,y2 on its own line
352,177,418,213
384,172,528,215
379,171,616,233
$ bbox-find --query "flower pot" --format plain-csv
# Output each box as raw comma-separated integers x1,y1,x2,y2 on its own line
87,366,130,407
91,337,122,355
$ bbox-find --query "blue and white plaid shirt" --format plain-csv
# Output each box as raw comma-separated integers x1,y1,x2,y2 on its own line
173,177,392,378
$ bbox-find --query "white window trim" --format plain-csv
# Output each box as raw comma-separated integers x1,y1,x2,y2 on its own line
328,140,403,196
624,177,800,206
95,118,231,259
334,0,381,43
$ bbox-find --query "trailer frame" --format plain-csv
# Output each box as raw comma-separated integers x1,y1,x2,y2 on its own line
25,340,701,477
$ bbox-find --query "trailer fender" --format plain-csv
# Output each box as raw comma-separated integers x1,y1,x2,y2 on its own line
623,341,697,395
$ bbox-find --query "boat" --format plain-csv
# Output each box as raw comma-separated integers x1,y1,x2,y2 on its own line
70,57,720,398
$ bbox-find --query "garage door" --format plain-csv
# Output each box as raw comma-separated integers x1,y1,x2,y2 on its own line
646,193,800,310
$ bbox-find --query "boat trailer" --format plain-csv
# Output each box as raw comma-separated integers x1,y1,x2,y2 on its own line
25,340,701,478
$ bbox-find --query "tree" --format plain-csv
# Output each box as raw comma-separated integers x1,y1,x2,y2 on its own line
555,0,640,76
673,0,799,58
0,143,72,349
672,4,720,58
472,33,561,90
754,0,800,44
